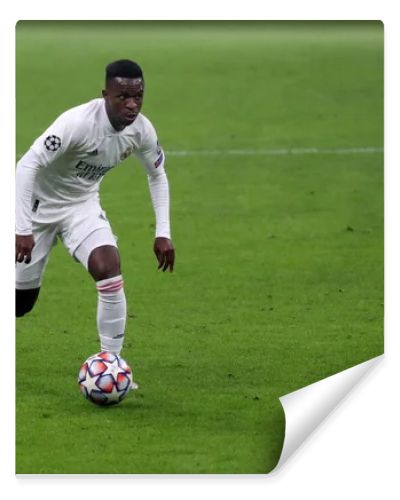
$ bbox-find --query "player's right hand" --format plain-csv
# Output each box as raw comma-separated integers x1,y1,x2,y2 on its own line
15,234,35,264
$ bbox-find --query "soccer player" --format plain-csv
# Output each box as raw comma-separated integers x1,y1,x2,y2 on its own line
15,59,175,357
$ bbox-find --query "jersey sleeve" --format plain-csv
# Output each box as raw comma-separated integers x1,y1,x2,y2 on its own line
29,110,82,167
15,150,41,235
16,110,83,234
134,118,165,176
134,118,171,239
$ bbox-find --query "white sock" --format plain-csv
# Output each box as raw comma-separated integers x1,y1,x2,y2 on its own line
96,275,126,355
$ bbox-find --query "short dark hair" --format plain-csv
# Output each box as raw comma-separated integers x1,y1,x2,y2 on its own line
105,59,143,82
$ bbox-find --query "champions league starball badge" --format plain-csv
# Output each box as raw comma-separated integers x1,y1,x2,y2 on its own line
44,135,62,152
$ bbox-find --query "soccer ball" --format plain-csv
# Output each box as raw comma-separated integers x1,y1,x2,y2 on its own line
78,351,134,406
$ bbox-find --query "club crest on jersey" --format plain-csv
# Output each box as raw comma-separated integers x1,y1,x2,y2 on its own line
120,146,134,161
44,135,61,152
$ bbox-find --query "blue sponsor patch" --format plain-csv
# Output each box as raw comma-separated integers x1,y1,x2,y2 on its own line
154,152,164,168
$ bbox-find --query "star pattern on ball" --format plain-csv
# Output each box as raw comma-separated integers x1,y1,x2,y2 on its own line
80,372,99,394
102,358,120,378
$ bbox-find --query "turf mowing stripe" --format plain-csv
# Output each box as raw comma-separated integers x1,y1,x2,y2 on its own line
165,147,383,157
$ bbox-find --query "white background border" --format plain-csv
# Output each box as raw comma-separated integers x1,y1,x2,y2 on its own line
2,2,398,498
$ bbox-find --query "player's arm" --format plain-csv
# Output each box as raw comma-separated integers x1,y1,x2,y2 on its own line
16,113,79,263
15,150,42,263
134,123,174,272
147,160,174,272
146,164,175,272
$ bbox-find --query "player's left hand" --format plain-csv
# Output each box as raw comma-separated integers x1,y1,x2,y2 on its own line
153,237,175,272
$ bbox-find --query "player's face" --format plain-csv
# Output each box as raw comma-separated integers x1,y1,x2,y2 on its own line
103,77,144,130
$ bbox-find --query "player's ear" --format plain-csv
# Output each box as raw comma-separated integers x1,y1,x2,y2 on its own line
102,89,108,98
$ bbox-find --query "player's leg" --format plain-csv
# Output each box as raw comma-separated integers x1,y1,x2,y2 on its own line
16,288,41,317
74,233,126,355
61,200,127,355
61,203,138,390
15,223,57,318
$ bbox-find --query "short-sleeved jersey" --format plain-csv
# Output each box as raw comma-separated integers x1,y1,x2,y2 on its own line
28,98,165,218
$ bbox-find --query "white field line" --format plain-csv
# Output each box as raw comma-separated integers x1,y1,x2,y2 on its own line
16,146,383,161
165,146,383,157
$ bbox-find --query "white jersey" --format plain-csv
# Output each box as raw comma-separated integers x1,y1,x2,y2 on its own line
16,98,170,238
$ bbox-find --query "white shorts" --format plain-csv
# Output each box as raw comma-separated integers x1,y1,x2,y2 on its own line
15,198,118,290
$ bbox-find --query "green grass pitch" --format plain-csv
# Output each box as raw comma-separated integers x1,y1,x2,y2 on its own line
16,21,383,474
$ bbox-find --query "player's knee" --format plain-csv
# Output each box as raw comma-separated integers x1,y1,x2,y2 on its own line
88,245,121,281
91,259,121,281
16,288,40,317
